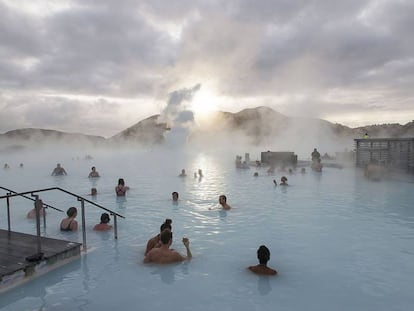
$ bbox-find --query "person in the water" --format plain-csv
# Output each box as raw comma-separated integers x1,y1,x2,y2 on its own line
93,213,112,231
172,191,179,202
51,163,67,176
145,219,173,255
27,199,46,219
60,207,78,231
115,178,129,196
88,166,100,178
219,195,232,210
248,245,277,276
144,229,192,264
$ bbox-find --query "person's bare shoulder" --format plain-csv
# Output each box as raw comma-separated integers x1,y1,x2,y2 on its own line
144,248,158,263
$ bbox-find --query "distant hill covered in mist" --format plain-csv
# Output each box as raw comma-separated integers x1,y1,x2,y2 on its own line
1,106,413,153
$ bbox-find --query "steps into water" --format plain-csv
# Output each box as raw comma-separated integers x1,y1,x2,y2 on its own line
0,229,81,293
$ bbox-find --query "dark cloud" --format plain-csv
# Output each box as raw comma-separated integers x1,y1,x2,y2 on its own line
0,0,413,135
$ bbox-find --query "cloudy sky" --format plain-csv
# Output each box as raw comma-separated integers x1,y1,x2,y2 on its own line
1,0,413,137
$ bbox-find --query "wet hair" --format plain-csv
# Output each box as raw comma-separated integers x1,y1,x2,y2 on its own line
219,195,227,203
257,245,271,265
118,178,125,186
160,229,173,245
91,166,96,170
160,219,172,232
67,207,77,217
172,191,179,198
281,176,288,182
100,213,110,224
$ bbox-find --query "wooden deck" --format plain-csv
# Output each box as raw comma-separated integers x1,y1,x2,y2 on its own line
0,229,81,293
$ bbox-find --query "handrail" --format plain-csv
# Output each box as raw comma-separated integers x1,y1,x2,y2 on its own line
0,186,125,253
0,186,63,212
0,187,124,218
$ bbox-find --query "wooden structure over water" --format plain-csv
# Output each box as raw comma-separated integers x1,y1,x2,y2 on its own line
354,138,414,173
0,230,81,293
0,186,125,294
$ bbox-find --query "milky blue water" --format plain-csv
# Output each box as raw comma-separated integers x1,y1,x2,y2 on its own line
1,147,414,311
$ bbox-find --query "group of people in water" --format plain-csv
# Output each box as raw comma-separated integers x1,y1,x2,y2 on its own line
27,201,113,232
142,218,277,275
29,162,277,275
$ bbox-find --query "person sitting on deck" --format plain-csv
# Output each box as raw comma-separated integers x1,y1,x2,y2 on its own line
115,178,129,196
60,207,78,231
143,229,192,264
145,219,173,255
27,199,46,219
248,245,277,276
93,213,113,231
88,166,100,178
51,163,67,176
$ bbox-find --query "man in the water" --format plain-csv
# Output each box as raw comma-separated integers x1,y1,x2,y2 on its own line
219,195,232,210
51,163,67,176
145,219,172,255
248,245,277,276
311,148,321,162
144,229,192,264
172,192,179,202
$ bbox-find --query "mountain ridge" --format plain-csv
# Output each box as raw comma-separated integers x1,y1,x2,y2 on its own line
1,107,413,152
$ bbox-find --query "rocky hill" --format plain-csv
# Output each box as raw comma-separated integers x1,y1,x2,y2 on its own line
109,115,170,145
1,107,413,153
0,128,105,152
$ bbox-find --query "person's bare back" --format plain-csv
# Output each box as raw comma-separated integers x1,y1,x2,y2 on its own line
248,265,277,276
144,231,192,264
145,247,185,264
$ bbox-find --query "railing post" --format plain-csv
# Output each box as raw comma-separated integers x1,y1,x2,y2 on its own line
6,193,11,233
31,194,42,255
78,198,87,252
113,214,118,239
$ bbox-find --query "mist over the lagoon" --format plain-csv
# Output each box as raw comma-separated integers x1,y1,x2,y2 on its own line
0,85,354,162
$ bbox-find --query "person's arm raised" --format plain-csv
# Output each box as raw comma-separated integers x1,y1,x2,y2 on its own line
182,237,192,260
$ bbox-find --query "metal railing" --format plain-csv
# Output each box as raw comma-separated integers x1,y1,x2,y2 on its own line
0,186,125,255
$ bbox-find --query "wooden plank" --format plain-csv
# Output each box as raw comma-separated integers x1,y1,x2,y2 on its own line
0,229,81,278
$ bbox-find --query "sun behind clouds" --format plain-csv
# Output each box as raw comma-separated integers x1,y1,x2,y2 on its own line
190,89,219,120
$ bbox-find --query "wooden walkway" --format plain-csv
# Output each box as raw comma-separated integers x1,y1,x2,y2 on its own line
0,229,81,293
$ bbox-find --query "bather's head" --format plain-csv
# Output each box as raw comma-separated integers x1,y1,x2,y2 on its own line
160,219,172,232
257,245,271,265
100,213,110,224
67,207,77,218
160,229,173,245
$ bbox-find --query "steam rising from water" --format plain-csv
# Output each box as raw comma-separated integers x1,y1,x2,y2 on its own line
159,84,201,148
